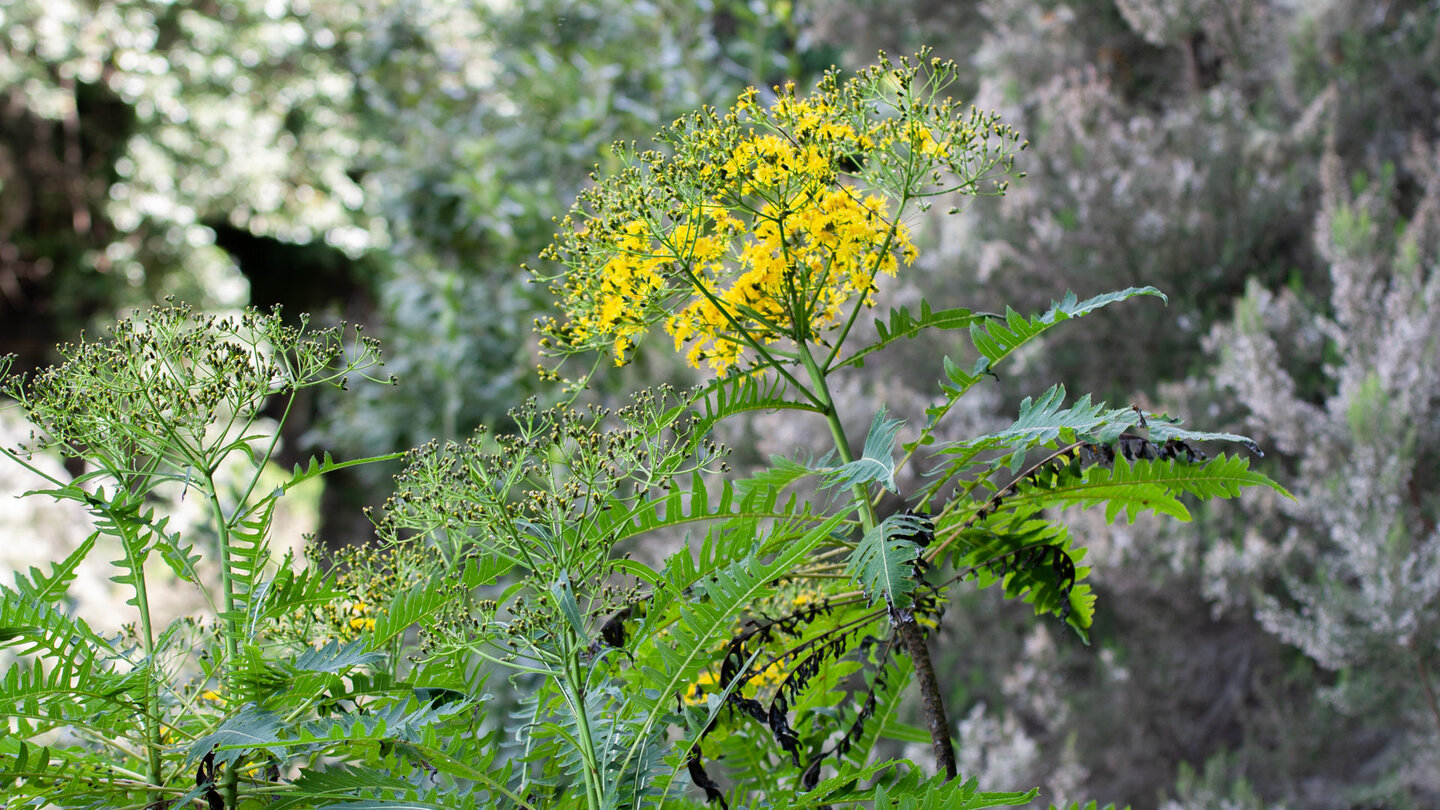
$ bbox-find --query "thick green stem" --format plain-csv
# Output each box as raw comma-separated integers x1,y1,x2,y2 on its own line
797,346,873,533
797,344,957,780
116,512,164,808
564,653,604,810
205,484,241,809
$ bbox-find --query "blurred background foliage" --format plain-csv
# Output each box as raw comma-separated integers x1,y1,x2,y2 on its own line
2,0,1438,807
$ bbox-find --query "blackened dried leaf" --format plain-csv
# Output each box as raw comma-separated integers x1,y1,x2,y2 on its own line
687,749,729,809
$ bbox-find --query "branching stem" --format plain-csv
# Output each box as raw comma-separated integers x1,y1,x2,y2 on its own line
797,339,957,781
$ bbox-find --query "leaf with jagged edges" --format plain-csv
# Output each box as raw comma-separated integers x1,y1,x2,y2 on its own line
681,371,823,439
251,557,344,631
1004,454,1289,524
291,638,386,674
921,385,1143,490
187,705,286,768
873,769,1039,810
270,764,449,809
622,513,848,781
823,408,905,493
8,534,96,606
0,589,117,715
597,469,830,555
0,738,123,808
765,759,904,808
943,511,1095,641
920,287,1165,442
265,734,512,810
282,450,406,496
368,554,508,650
847,512,931,612
768,761,1038,809
1144,420,1264,456
833,299,991,371
223,496,276,632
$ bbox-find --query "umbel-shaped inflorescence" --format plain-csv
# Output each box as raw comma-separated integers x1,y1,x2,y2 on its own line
2,300,390,473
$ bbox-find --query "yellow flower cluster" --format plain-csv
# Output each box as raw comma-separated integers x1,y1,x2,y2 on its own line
534,52,1023,379
547,120,915,373
313,598,379,642
566,219,672,364
666,184,915,373
347,601,378,634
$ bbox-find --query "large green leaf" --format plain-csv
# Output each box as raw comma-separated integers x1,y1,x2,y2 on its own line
369,555,507,649
922,287,1166,438
291,639,386,674
224,496,277,633
596,470,828,552
832,300,991,371
7,534,97,606
0,589,115,707
621,513,848,781
846,512,930,611
1005,454,1288,524
682,372,823,439
823,408,905,493
281,450,408,496
944,512,1095,640
922,385,1142,489
187,705,285,767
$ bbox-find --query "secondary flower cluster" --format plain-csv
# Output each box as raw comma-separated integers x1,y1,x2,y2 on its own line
532,52,1023,380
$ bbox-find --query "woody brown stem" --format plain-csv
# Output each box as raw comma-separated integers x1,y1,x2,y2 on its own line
895,608,957,780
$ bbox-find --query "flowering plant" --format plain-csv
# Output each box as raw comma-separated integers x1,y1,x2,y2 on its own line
0,53,1285,810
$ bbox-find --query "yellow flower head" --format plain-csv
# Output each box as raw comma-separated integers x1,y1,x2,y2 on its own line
535,50,1023,378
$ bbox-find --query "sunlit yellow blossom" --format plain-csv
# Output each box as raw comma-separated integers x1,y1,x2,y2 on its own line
664,186,914,374
534,51,1023,379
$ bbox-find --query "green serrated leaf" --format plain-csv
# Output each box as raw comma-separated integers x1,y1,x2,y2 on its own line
847,512,930,610
824,408,904,493
1005,454,1287,524
187,705,285,767
10,534,96,606
833,303,991,370
923,287,1166,444
292,639,386,674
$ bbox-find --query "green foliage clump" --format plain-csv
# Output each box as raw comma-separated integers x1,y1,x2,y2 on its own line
0,55,1285,809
